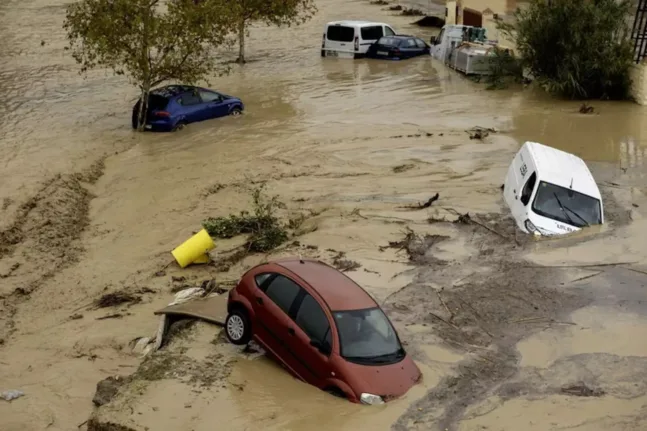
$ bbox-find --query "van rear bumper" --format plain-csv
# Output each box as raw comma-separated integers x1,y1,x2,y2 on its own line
322,49,365,59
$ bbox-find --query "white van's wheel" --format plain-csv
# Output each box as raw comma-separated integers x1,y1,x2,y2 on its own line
225,309,251,345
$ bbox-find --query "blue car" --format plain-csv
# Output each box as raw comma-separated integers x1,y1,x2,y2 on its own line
366,35,430,60
131,85,244,131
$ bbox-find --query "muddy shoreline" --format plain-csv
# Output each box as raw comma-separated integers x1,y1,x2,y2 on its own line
2,0,647,430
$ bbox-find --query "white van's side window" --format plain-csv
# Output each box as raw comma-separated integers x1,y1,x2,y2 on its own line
385,26,395,36
361,26,384,40
328,26,354,42
520,172,537,206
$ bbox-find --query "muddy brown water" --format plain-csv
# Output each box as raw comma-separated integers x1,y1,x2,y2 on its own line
1,0,647,430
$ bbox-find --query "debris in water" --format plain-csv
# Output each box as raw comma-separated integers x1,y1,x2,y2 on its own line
401,193,440,210
401,7,424,16
96,313,127,320
95,291,142,308
69,313,84,320
392,163,415,173
1,390,24,401
389,4,402,11
369,0,389,4
331,251,362,272
382,228,448,264
579,103,595,114
413,16,446,27
200,278,228,295
561,383,605,397
93,376,126,406
467,126,497,140
454,213,472,225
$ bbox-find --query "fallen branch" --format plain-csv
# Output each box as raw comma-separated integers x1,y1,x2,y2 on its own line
436,290,454,322
524,261,638,269
381,284,410,306
571,271,604,283
399,193,439,210
621,266,647,276
508,316,546,324
469,216,510,240
461,297,494,338
429,312,461,331
444,338,491,352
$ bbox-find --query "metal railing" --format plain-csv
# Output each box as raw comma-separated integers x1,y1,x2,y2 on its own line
631,0,647,63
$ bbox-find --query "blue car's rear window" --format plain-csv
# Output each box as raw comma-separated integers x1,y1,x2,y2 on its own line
147,95,169,110
378,37,402,47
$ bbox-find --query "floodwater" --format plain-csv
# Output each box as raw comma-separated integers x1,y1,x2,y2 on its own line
1,0,647,430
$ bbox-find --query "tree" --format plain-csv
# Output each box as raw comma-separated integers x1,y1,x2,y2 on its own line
224,0,317,63
502,0,634,99
64,0,235,131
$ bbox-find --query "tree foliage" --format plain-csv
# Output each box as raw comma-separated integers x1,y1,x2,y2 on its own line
222,0,317,63
64,0,235,130
503,0,634,99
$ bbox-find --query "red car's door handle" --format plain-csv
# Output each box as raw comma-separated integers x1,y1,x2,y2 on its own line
256,297,264,305
288,327,295,336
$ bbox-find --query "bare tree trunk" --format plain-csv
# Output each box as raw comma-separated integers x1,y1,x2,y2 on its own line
137,85,150,132
237,18,246,63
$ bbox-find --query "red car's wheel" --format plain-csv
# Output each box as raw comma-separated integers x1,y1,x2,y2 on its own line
225,308,251,345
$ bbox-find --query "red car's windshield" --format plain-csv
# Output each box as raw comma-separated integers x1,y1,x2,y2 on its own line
333,307,404,365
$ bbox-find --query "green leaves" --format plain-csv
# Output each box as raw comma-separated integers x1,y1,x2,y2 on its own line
510,0,633,99
219,0,317,62
64,0,235,92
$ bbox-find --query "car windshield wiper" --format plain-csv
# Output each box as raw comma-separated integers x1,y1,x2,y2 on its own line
562,204,590,227
553,192,577,226
344,348,405,364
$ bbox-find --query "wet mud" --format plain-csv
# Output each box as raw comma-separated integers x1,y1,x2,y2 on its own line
1,0,647,430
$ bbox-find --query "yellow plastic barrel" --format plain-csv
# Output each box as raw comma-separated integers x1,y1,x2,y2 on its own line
171,229,215,268
192,254,210,264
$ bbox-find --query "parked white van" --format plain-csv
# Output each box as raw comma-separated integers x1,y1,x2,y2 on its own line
322,21,397,58
503,142,604,236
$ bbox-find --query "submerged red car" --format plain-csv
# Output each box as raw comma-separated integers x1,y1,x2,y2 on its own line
225,258,422,404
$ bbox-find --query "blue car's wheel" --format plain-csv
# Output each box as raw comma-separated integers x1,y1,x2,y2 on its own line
230,107,242,116
172,121,186,132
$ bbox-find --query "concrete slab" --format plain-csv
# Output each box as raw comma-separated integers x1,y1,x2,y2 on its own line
154,294,228,326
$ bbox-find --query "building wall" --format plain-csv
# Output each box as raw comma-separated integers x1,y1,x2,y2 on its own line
630,62,647,105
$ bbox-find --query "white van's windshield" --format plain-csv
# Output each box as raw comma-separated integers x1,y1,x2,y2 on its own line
532,181,602,227
327,26,354,42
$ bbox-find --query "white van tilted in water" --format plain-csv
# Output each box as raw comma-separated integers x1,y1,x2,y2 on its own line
322,21,396,59
503,142,604,236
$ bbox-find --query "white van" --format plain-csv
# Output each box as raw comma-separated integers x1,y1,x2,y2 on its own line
322,21,397,59
503,142,604,236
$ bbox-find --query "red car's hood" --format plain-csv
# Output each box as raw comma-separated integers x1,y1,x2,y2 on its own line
345,355,422,399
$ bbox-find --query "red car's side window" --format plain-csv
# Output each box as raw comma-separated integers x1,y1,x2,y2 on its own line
264,275,302,315
254,272,274,289
295,294,331,346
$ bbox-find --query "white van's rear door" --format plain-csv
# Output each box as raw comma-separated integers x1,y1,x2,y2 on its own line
324,24,356,56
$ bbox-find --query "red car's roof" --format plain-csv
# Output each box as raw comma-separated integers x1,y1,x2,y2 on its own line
273,258,378,311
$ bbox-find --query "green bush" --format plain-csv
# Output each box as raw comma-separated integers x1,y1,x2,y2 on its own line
505,0,634,99
485,47,524,90
202,185,289,253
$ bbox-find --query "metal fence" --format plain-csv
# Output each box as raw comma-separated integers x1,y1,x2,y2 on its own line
631,0,647,63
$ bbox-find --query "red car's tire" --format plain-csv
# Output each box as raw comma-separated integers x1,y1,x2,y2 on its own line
225,308,252,345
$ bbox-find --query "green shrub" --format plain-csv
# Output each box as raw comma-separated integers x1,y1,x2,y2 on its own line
202,184,289,253
504,0,634,99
